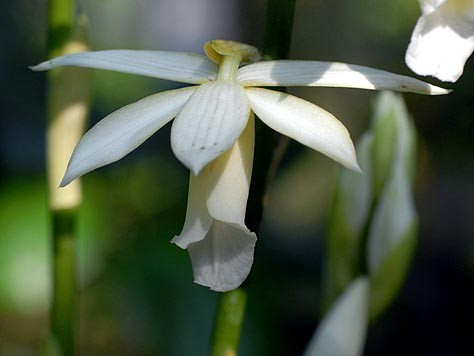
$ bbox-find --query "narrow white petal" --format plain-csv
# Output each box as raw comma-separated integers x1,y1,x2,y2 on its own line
187,221,257,292
406,7,474,82
207,114,254,226
237,61,449,95
171,81,250,174
303,278,370,356
172,167,213,248
30,50,218,84
61,87,196,186
246,88,360,171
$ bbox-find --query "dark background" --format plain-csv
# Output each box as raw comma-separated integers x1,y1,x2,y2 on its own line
0,0,473,355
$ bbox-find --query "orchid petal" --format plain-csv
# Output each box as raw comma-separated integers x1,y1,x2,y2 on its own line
237,61,449,95
187,221,257,292
246,88,360,171
30,50,218,84
207,114,254,226
172,167,213,248
61,87,196,186
406,2,474,82
171,81,250,174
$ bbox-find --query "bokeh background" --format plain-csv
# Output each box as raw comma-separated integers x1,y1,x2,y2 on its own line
1,0,473,355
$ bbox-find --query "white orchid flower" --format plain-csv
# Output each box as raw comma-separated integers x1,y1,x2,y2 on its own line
406,0,474,82
32,40,447,291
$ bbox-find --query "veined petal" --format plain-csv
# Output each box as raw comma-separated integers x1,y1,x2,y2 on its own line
187,221,257,292
237,61,449,95
61,87,196,186
406,3,474,82
207,114,255,227
172,167,213,249
30,50,218,84
246,88,360,171
171,81,250,174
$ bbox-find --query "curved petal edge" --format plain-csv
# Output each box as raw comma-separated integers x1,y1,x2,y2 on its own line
187,222,257,292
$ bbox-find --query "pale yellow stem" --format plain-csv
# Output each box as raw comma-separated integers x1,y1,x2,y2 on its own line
47,39,91,210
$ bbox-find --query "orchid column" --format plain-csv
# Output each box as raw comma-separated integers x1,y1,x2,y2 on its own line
46,1,91,354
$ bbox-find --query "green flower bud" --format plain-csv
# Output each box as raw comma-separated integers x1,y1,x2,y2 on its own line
367,92,418,320
324,133,373,307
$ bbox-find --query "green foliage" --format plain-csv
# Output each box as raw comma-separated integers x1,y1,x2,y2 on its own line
0,180,50,316
0,178,112,317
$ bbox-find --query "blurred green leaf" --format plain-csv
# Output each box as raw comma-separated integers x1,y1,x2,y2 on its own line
39,334,62,356
304,277,370,356
0,179,50,316
0,177,111,316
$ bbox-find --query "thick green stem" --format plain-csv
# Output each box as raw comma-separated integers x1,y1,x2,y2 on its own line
46,1,90,355
262,0,296,60
51,210,77,355
210,290,247,356
48,0,73,57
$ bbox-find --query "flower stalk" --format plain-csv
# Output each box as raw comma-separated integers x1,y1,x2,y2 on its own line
46,0,91,354
210,290,247,356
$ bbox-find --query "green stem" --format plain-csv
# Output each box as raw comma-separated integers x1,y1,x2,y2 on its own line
210,2,296,356
51,210,77,355
210,290,247,356
262,0,296,60
46,1,90,355
48,0,73,58
47,0,75,348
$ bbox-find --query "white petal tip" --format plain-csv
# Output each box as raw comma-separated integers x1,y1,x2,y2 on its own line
170,236,188,249
181,151,215,175
59,170,79,188
340,150,362,173
172,147,214,176
190,163,205,176
342,161,362,174
351,162,363,174
428,86,451,95
59,177,71,188
29,62,50,71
